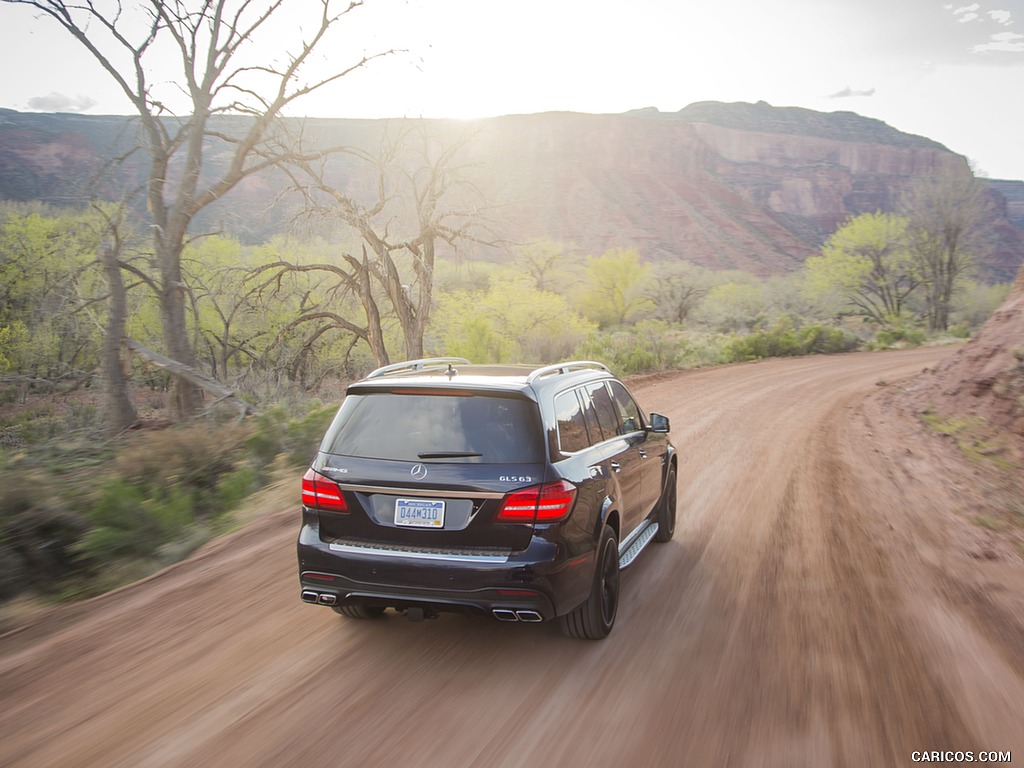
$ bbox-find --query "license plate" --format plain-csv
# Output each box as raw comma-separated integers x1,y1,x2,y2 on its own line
394,498,445,528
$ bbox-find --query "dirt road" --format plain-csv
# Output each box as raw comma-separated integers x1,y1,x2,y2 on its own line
2,347,1022,767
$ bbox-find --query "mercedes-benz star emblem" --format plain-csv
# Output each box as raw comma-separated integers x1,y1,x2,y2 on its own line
411,464,428,480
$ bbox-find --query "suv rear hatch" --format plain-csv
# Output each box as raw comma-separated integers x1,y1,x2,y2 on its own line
305,388,559,554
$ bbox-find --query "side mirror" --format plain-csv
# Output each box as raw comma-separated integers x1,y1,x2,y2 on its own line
649,412,670,433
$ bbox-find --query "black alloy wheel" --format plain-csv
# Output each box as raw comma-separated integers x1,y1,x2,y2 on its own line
654,466,677,543
559,525,619,640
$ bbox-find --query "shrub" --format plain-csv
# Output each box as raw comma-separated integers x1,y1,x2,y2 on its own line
0,395,346,603
675,333,730,368
0,546,25,600
724,321,860,364
216,465,259,510
74,479,193,562
799,324,861,354
0,471,89,595
0,387,19,406
724,327,802,362
1,508,89,593
246,401,338,467
114,424,246,506
723,322,859,362
574,321,686,375
870,326,926,350
282,404,339,466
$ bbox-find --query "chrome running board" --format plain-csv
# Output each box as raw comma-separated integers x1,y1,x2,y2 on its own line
618,520,659,569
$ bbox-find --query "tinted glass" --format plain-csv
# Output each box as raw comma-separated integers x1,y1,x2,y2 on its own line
583,381,619,443
323,392,543,463
554,389,590,454
608,380,644,434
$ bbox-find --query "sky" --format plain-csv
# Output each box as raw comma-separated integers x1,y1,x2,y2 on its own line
1,0,1023,180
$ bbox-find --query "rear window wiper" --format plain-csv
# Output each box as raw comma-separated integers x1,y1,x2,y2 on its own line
417,451,483,459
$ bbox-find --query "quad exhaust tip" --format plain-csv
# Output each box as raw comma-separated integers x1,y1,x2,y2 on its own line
492,609,544,623
301,590,338,606
306,593,542,621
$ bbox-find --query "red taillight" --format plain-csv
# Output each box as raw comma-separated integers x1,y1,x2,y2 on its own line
302,468,348,513
496,480,577,523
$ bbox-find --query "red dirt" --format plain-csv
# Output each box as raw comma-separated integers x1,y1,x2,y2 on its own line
903,270,1024,468
1,347,1022,767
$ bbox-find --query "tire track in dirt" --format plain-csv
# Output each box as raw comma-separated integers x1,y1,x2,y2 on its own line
810,396,976,764
838,388,1024,758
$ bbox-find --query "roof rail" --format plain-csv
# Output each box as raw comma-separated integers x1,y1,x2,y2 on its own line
366,357,471,379
525,360,611,383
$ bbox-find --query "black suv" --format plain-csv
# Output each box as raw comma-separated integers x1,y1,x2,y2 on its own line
297,358,676,639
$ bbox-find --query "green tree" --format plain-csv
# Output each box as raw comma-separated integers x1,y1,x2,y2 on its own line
0,323,29,373
575,248,654,328
185,236,274,381
0,204,154,431
0,206,105,379
434,281,596,364
803,212,918,325
694,281,767,332
763,273,831,324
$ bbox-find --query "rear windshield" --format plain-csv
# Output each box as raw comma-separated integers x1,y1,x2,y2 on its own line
322,391,544,463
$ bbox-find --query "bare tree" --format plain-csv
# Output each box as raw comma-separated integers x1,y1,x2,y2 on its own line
514,240,580,293
3,0,391,418
272,122,493,366
648,261,715,325
96,206,139,433
251,253,390,367
901,171,992,332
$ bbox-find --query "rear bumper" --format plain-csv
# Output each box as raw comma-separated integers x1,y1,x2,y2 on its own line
297,522,594,619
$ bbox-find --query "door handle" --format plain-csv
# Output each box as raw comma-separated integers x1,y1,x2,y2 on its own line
610,461,621,473
639,449,648,458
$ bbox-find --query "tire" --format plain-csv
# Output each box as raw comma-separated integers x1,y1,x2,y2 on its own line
559,525,619,640
333,602,386,619
654,465,677,543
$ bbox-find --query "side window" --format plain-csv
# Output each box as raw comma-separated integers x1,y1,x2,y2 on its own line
554,389,590,454
608,380,644,435
583,382,619,443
